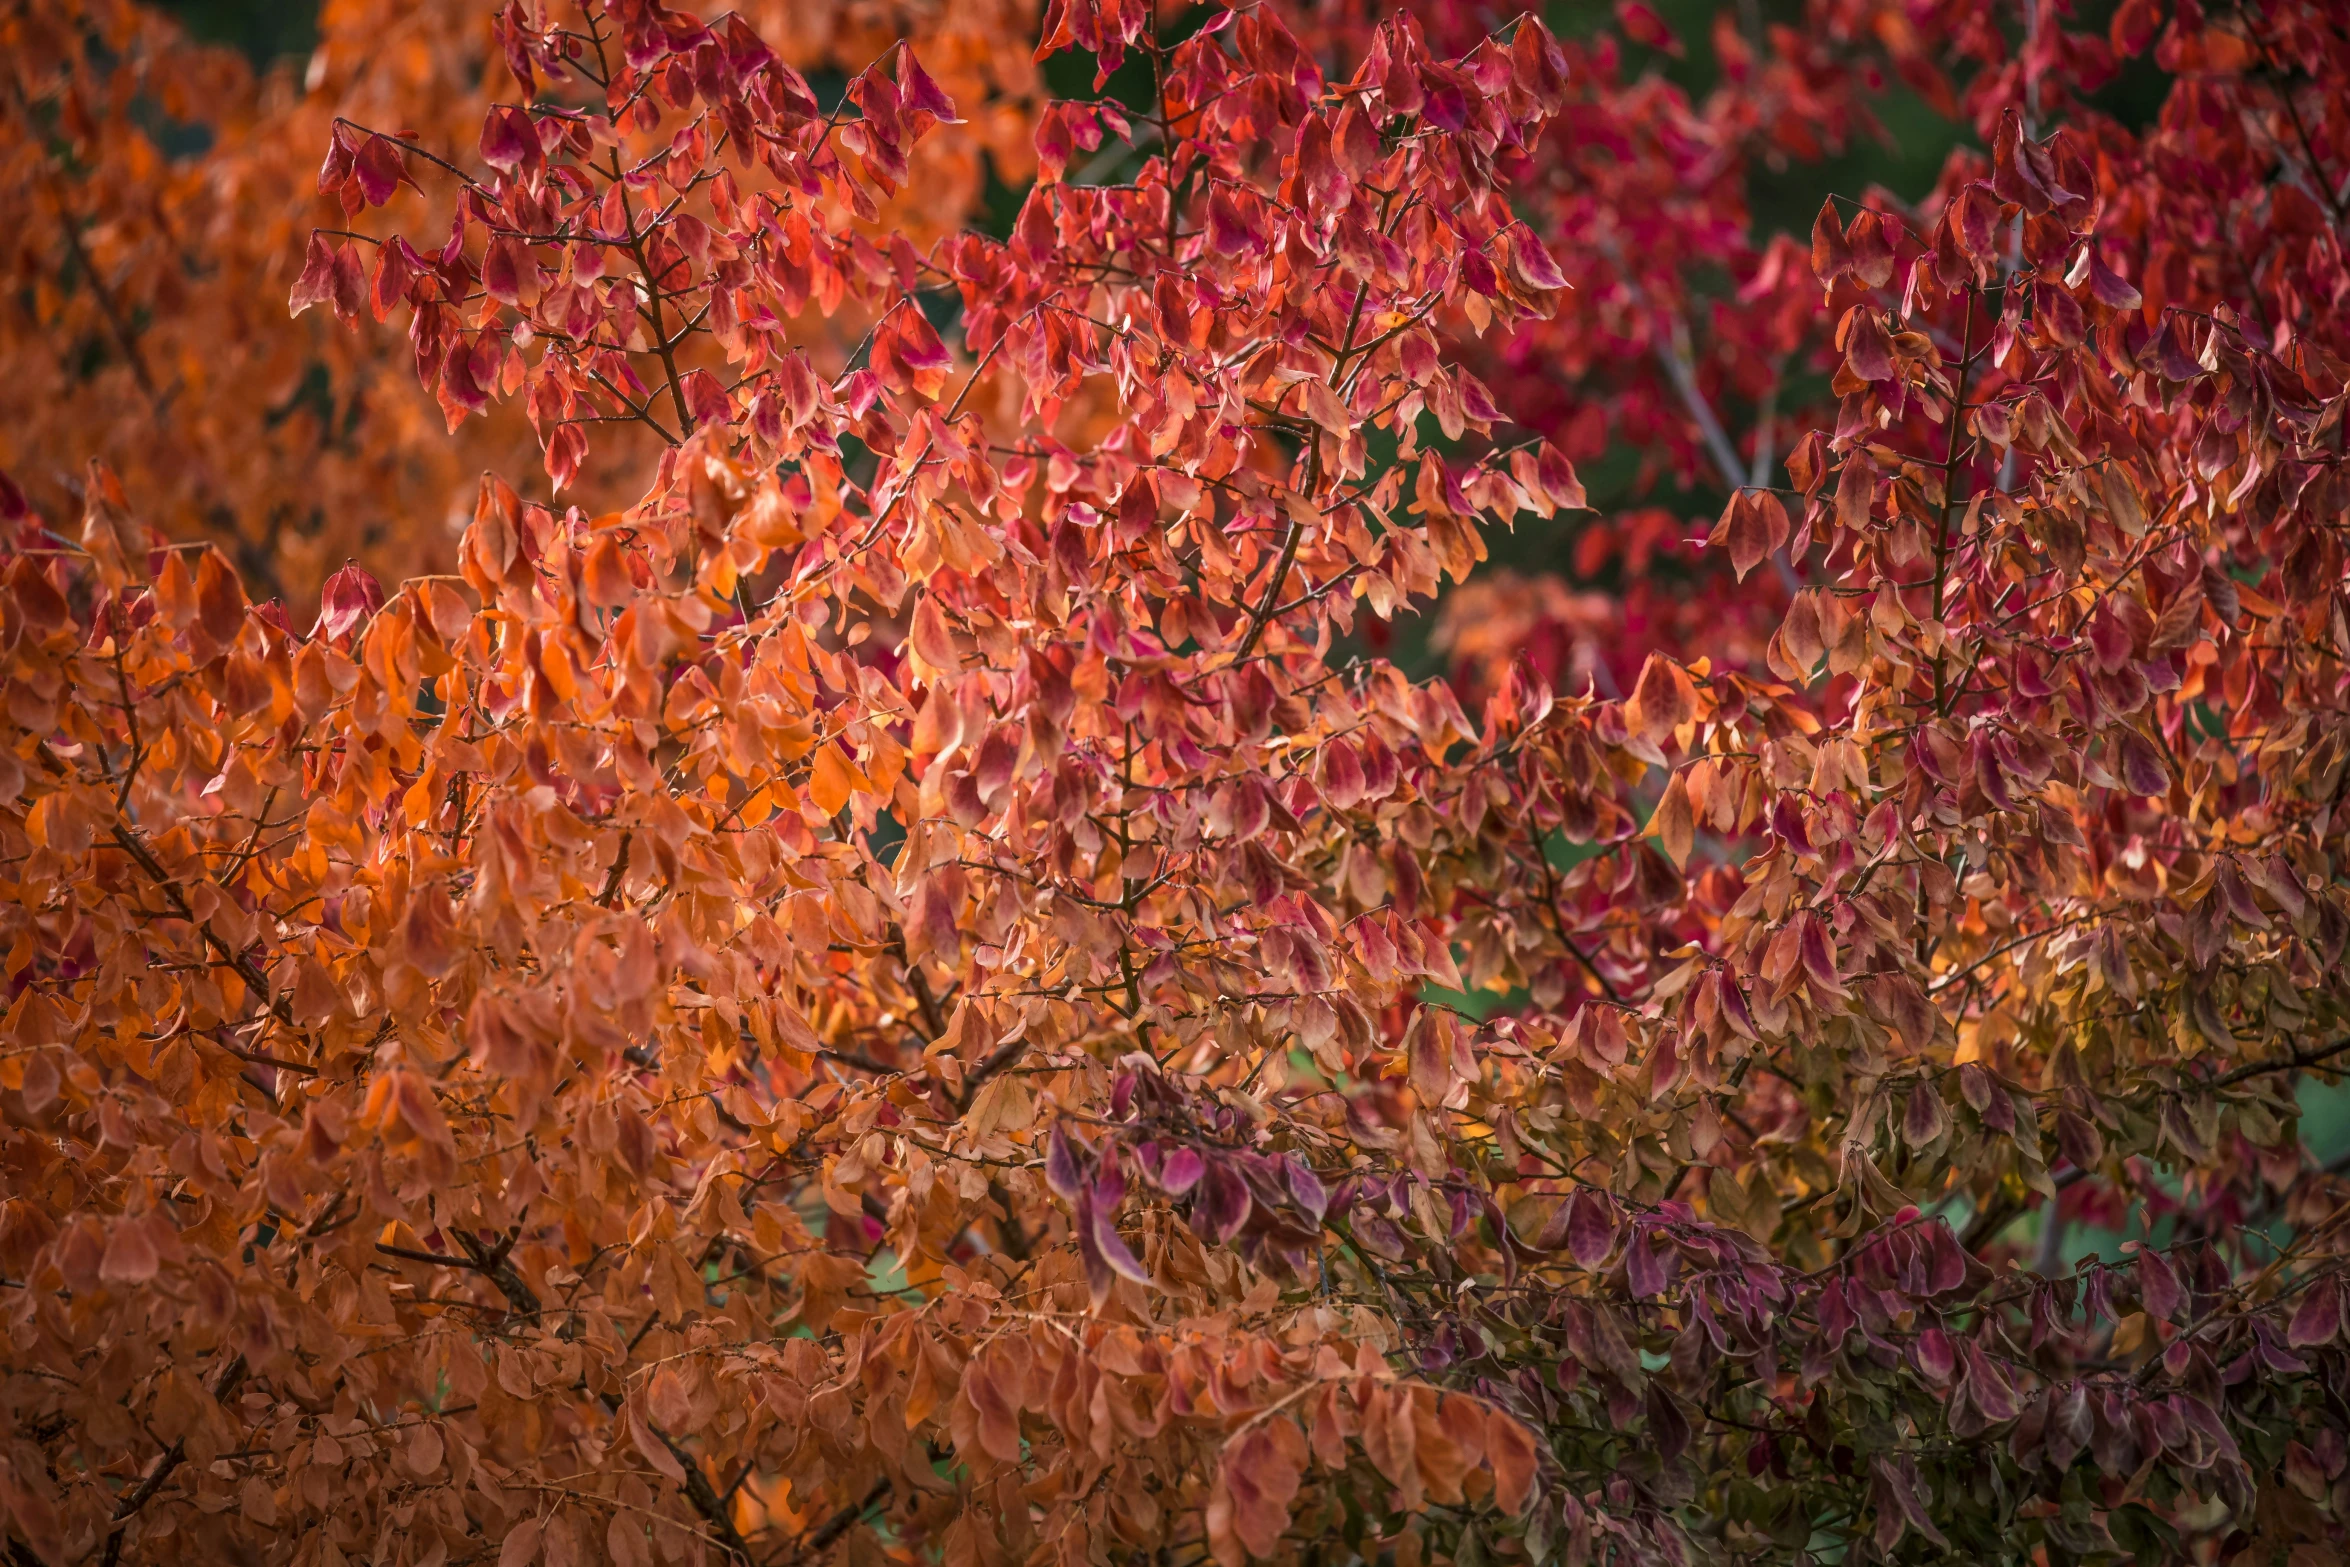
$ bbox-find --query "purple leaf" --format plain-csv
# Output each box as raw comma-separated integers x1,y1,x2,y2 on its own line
1158,1147,1205,1196
2287,1276,2341,1349
1284,1155,1328,1222
1565,1189,1618,1269
1960,1341,2020,1424
1198,1159,1251,1243
1351,1212,1408,1261
1870,1455,1951,1550
2045,1382,2092,1471
2137,1248,2183,1323
1046,1126,1085,1202
1074,1202,1112,1304
1644,1384,1690,1463
1926,1221,1968,1295
1624,1225,1668,1300
1911,1326,1954,1385
1089,1186,1150,1285
1093,1153,1127,1209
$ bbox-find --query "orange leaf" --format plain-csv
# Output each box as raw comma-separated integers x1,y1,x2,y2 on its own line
1485,1408,1538,1514
1650,768,1694,868
809,740,863,815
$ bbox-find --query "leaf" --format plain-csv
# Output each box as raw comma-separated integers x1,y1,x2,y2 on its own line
499,1518,543,1567
99,1218,160,1284
897,45,962,123
1219,1422,1304,1559
1901,1081,1948,1147
1623,1225,1669,1298
1650,769,1694,868
1843,307,1895,382
2287,1277,2341,1349
317,561,386,640
1564,1189,1619,1269
1046,1125,1086,1200
1159,1147,1205,1195
1810,198,1852,284
1845,209,1896,287
1089,1189,1151,1284
963,1358,1022,1463
1406,1009,1457,1107
1712,491,1772,581
1834,452,1875,532
1870,1455,1950,1551
606,1514,651,1567
809,741,862,815
1485,1410,1538,1514
909,593,960,675
1874,972,1937,1050
626,1410,687,1486
1535,445,1587,510
1624,653,1695,748
289,231,339,317
581,533,634,610
2137,1248,2184,1323
1959,1341,2020,1424
401,1419,444,1478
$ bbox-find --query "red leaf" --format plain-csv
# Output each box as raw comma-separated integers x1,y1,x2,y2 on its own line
1615,0,1681,54
1810,199,1852,286
897,45,962,124
1846,209,1895,288
1294,115,1347,215
317,561,386,640
1843,307,1895,382
354,135,406,206
290,231,338,317
479,107,532,174
2087,253,2143,310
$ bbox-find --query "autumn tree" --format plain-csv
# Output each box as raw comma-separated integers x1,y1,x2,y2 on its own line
6,0,2350,1565
1,0,1040,604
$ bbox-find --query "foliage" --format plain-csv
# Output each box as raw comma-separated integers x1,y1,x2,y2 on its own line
1,0,1037,604
7,0,2350,1565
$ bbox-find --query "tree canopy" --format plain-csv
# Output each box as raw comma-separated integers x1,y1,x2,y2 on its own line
6,1,2350,1565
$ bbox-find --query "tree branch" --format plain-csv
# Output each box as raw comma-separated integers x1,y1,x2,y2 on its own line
771,1478,891,1567
97,1356,246,1567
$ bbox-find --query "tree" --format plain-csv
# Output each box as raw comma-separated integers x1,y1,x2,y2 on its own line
1,0,1041,604
4,2,2350,1567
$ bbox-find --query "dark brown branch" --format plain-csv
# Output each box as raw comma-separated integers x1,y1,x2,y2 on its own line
955,1035,1030,1112
598,830,634,907
2210,1036,2350,1088
98,1356,246,1567
375,1230,541,1316
106,823,307,1051
772,1478,890,1567
648,1422,759,1562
